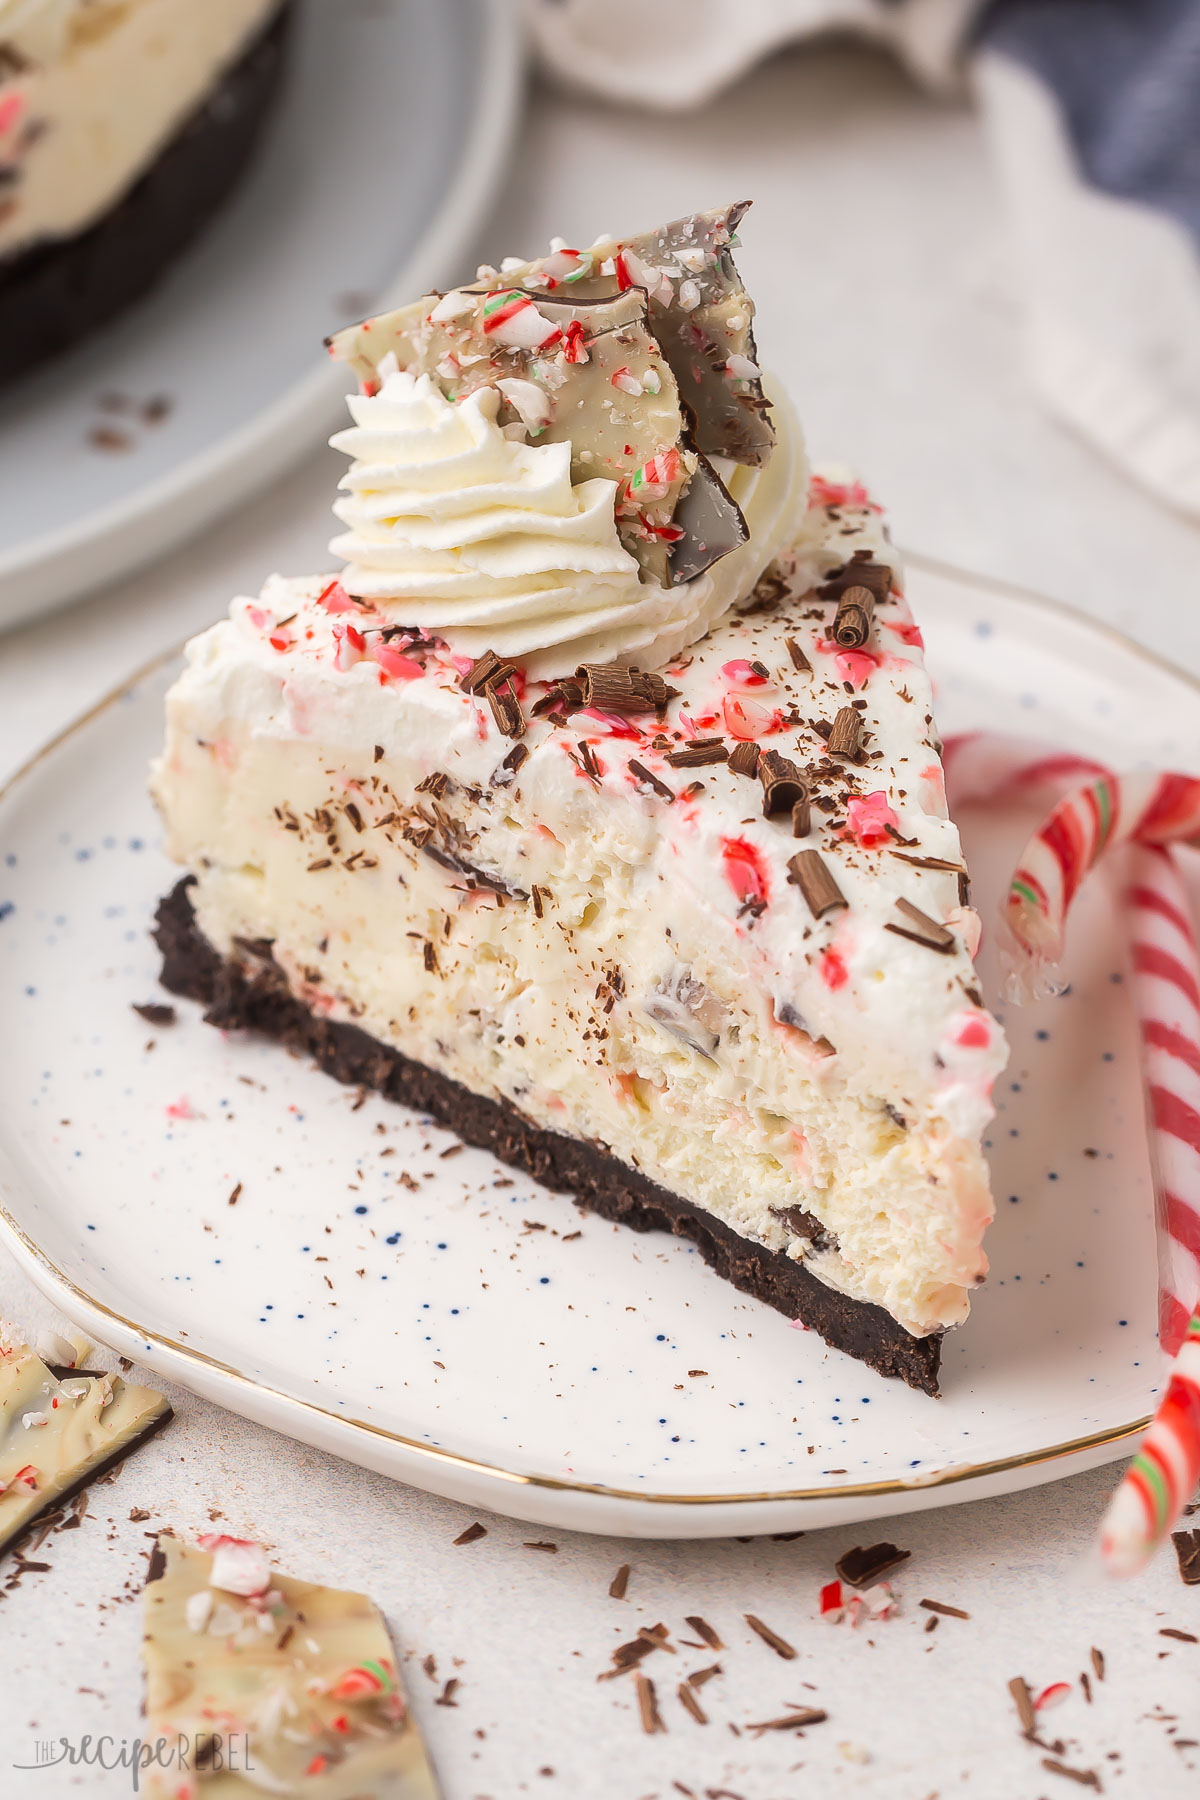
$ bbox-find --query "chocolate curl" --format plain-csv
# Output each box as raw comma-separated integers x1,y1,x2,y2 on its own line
827,707,863,760
787,850,847,919
819,551,894,603
575,664,674,714
758,750,808,819
832,585,875,649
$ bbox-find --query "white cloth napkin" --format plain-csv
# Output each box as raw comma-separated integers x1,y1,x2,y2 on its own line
525,0,1200,527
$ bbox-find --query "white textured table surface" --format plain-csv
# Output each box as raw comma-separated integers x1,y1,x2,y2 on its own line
2,43,1199,1800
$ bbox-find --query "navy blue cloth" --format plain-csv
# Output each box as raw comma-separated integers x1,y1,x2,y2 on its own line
981,0,1200,240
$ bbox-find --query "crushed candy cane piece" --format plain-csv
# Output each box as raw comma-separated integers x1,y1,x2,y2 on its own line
199,1534,272,1597
1035,1681,1072,1711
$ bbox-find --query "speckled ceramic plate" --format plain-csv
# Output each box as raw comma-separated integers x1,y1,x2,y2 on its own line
0,558,1193,1537
0,0,521,631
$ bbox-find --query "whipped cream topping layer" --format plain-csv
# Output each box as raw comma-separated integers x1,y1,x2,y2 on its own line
329,366,808,680
0,0,280,259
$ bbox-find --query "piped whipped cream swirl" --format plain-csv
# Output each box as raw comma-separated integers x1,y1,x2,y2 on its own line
330,368,808,679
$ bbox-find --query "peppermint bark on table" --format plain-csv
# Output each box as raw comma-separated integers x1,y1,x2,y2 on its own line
152,483,1005,1388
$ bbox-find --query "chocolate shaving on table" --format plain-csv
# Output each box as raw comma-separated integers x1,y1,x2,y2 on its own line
490,742,529,788
461,649,515,694
791,794,811,838
486,680,525,740
1040,1759,1102,1790
744,1614,796,1659
826,706,863,759
133,1002,176,1026
665,738,728,768
788,850,847,919
832,584,875,648
746,1708,827,1734
758,750,808,819
686,1663,722,1687
629,760,675,803
835,1543,912,1589
677,1682,708,1725
609,1563,631,1600
453,1522,487,1545
576,663,674,714
1171,1529,1200,1584
1009,1676,1037,1734
920,1598,969,1620
819,551,894,603
885,898,956,954
785,636,812,674
636,1673,665,1734
684,1616,724,1651
728,741,761,779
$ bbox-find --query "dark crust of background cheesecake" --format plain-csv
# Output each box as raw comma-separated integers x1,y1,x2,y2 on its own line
155,878,943,1396
0,1,293,391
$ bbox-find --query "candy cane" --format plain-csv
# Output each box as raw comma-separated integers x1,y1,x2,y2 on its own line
944,734,1200,1571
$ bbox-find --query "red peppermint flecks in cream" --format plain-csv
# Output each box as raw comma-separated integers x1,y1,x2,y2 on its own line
371,644,423,682
820,947,849,990
720,837,769,906
723,695,783,741
844,791,899,848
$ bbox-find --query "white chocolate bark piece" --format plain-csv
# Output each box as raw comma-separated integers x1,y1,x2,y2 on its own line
142,1534,438,1799
0,1328,171,1552
151,477,1007,1345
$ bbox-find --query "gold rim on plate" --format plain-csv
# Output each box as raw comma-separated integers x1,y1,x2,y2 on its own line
0,559,1177,1511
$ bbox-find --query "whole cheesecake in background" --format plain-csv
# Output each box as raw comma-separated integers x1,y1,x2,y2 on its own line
0,0,293,389
151,206,1008,1394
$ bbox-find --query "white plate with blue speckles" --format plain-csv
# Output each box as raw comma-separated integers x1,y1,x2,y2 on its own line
0,557,1195,1537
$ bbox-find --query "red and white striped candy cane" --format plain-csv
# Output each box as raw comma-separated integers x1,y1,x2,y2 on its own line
944,734,1200,1571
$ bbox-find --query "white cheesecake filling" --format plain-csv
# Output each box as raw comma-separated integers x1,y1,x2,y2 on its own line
0,0,280,260
152,491,1006,1338
329,364,809,681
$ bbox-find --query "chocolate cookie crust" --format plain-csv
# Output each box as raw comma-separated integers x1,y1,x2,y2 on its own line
0,2,293,390
154,878,943,1396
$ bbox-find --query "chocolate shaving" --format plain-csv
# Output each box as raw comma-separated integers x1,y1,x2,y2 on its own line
727,741,761,779
576,663,673,714
746,1709,827,1734
677,1683,708,1725
453,1522,487,1545
133,1002,175,1026
785,636,812,674
826,706,863,760
636,1673,665,1735
629,760,675,803
835,1542,912,1589
687,1663,722,1687
788,850,847,919
744,1614,796,1659
890,849,970,905
435,1678,459,1707
1009,1676,1037,1734
609,1563,631,1599
523,1540,558,1553
665,738,728,769
1160,1627,1198,1642
423,941,437,973
758,750,808,819
1090,1646,1105,1680
491,742,529,788
885,898,956,954
575,742,602,785
462,650,515,694
684,1616,724,1651
531,676,585,716
791,795,811,838
1040,1759,1101,1790
486,680,525,740
1171,1529,1200,1584
920,1598,969,1619
819,552,893,603
415,771,448,798
832,584,875,648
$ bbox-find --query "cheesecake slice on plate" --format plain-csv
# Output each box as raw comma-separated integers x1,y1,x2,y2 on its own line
151,207,1006,1393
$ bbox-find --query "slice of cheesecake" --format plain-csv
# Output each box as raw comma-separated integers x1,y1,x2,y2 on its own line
151,210,1006,1392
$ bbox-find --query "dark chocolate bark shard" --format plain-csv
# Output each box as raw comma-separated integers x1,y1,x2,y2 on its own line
668,451,748,584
